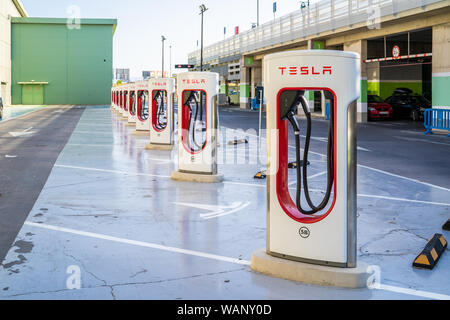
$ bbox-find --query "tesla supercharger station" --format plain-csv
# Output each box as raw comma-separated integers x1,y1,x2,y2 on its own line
126,84,137,126
251,50,369,288
118,87,125,116
133,81,150,135
145,78,176,150
111,88,114,110
120,85,130,120
171,72,223,183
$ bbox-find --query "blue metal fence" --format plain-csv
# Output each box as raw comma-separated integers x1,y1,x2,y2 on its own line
424,108,450,137
325,102,331,120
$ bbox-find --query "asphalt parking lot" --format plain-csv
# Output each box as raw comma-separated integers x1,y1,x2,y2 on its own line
0,105,448,300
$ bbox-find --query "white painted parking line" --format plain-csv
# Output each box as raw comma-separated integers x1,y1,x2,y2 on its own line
358,194,450,207
394,136,450,147
54,164,171,179
358,164,450,193
224,127,450,191
288,171,328,186
66,144,145,149
72,131,114,135
21,221,450,300
374,284,450,300
175,201,251,220
24,221,251,266
54,165,450,206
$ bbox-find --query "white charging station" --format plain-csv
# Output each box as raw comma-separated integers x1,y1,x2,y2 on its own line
113,87,119,113
251,50,369,288
133,81,150,135
120,84,130,120
118,86,125,116
145,78,176,150
111,87,115,111
171,72,223,183
126,84,137,127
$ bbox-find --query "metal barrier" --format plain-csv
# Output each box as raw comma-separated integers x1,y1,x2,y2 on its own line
424,108,450,137
326,102,331,120
188,0,445,65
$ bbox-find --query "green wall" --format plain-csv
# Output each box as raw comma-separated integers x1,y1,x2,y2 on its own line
11,18,116,105
432,75,450,108
367,81,422,100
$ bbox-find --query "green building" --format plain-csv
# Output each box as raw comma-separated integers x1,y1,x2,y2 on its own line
11,18,117,105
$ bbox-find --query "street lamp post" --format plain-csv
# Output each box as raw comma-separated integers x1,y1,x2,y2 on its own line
257,0,260,26
169,45,172,78
161,35,166,78
199,4,208,72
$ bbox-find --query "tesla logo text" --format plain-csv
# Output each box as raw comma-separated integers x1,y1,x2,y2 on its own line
152,82,167,86
278,66,332,76
183,79,206,84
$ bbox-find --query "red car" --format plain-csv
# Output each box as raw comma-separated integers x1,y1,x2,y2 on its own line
368,95,394,120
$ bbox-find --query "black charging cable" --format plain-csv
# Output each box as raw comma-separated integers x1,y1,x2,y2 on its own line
185,92,207,152
153,91,167,130
284,91,335,215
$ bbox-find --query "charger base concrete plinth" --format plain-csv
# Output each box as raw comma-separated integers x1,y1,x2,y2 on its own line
125,122,136,127
121,116,129,121
131,130,150,136
251,249,370,289
171,171,224,183
145,144,174,151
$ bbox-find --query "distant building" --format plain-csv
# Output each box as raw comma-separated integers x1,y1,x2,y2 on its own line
115,69,130,82
142,71,151,80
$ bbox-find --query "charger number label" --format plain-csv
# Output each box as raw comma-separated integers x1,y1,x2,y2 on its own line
299,227,310,239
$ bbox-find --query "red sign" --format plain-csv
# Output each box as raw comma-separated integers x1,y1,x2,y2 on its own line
235,26,239,35
392,46,401,59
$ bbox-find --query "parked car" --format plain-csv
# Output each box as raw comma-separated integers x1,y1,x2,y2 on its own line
386,89,432,121
368,95,393,120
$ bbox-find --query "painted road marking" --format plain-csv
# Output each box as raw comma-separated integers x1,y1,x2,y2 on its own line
288,171,328,186
224,127,450,192
22,221,450,300
53,165,450,206
174,201,251,220
9,127,36,137
23,221,250,266
394,136,450,147
66,144,146,149
374,284,450,300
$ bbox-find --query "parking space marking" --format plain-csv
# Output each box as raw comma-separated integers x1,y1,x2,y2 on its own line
288,171,328,186
358,164,450,193
66,143,146,149
54,164,171,179
23,222,251,266
20,222,450,300
394,136,450,147
53,165,450,207
175,201,251,220
358,194,450,207
374,284,450,300
224,127,450,192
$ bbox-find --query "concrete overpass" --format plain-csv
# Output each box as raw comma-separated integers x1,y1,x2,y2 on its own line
188,0,450,122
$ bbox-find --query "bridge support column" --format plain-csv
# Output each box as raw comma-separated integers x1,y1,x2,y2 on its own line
240,59,251,109
344,40,368,123
432,22,450,110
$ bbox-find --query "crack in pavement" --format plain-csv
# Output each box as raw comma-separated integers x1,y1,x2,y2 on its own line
1,267,246,299
64,251,116,300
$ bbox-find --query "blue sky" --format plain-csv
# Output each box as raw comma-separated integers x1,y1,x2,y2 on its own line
21,0,317,79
